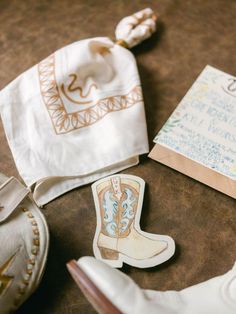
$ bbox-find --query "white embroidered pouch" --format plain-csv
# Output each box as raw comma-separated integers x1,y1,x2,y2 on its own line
0,8,156,206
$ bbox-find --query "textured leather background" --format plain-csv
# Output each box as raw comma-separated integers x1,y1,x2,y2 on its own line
0,1,235,313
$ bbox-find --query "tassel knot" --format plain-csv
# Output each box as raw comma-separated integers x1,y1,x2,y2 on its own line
115,8,157,49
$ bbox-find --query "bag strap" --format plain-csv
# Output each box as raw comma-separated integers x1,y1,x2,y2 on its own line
0,176,30,223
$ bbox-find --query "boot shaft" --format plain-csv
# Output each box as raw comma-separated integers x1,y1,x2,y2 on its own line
96,176,140,238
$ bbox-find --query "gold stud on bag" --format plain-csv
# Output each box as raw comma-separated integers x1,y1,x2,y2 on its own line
0,173,49,313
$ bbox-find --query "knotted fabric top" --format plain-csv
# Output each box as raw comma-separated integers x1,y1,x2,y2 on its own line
115,8,157,48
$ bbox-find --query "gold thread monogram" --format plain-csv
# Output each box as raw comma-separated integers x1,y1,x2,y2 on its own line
38,53,143,135
60,73,98,105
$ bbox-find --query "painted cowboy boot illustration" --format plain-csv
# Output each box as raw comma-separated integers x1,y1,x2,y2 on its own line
92,174,175,268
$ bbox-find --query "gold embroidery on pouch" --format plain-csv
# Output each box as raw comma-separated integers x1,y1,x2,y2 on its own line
0,253,16,295
38,54,143,135
60,73,98,105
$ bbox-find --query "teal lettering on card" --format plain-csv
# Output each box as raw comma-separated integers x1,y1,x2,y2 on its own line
154,65,236,179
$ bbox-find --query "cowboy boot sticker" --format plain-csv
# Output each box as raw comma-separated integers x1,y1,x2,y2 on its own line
92,174,175,268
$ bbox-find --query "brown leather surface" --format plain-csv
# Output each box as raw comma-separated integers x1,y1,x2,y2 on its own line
0,0,235,313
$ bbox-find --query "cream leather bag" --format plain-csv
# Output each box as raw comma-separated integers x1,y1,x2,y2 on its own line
0,173,49,313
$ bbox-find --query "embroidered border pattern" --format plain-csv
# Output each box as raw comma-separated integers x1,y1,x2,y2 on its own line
38,54,143,135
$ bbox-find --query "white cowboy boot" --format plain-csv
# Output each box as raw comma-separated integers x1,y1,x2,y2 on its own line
0,173,49,313
67,256,236,314
92,174,175,268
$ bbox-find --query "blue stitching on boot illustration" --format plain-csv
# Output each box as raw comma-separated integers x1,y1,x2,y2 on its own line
103,191,118,236
120,188,136,235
